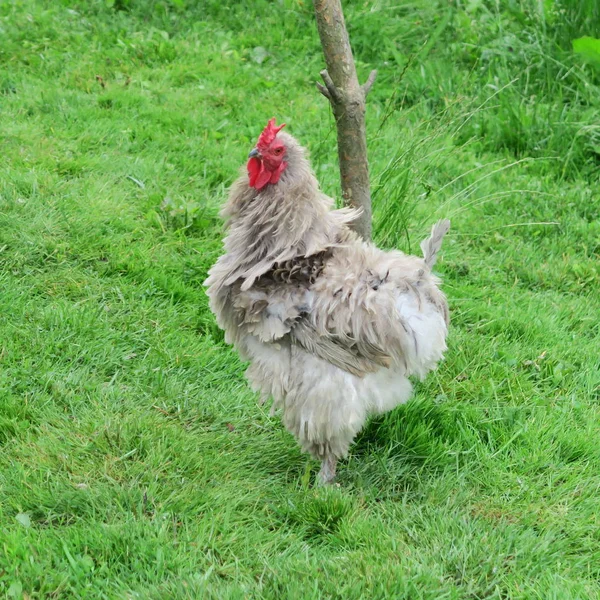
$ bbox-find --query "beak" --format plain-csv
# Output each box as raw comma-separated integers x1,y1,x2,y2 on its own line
248,148,260,159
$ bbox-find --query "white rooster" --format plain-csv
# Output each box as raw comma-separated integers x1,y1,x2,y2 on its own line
205,119,450,483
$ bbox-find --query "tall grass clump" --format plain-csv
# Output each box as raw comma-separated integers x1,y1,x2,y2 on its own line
449,0,600,178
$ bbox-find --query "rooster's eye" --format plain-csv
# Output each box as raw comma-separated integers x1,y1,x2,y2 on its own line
274,147,284,155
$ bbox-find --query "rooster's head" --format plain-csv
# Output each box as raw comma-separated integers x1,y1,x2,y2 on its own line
247,118,287,191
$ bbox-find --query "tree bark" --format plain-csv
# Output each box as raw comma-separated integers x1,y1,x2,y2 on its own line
313,0,376,241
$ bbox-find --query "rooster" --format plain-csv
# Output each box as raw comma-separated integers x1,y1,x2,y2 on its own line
205,119,450,483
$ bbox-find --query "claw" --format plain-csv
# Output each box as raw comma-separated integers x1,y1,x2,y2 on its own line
318,455,337,485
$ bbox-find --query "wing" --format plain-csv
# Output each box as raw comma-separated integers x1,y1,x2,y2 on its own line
230,251,330,343
300,245,449,378
290,319,391,377
232,285,393,377
232,246,448,379
232,283,305,343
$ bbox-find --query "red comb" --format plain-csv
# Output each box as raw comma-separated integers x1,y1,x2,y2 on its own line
256,118,286,151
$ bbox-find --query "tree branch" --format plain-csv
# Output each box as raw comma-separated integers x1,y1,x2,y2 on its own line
319,69,342,103
362,69,378,97
312,0,376,240
315,81,331,100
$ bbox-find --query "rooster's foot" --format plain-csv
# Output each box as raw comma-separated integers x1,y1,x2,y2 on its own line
318,455,337,485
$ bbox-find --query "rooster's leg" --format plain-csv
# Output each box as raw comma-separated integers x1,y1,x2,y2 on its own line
318,455,337,485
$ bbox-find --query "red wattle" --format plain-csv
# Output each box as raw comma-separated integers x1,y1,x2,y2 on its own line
247,157,261,188
254,165,271,190
247,158,288,190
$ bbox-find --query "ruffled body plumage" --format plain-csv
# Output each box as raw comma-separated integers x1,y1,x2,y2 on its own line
205,131,450,479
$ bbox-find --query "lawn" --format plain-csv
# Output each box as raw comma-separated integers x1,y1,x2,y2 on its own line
1,0,599,597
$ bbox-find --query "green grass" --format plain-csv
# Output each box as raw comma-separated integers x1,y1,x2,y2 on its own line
1,0,599,597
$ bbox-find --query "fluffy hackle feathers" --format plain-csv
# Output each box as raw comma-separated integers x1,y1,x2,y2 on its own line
205,125,451,484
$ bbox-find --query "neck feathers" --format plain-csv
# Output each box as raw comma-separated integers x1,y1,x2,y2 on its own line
208,153,358,292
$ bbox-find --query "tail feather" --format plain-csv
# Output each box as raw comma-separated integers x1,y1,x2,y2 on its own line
420,219,450,268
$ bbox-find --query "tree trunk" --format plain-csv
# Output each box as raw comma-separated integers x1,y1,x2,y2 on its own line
313,0,376,241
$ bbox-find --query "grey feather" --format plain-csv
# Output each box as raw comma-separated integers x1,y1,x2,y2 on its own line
290,320,384,378
420,219,450,268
